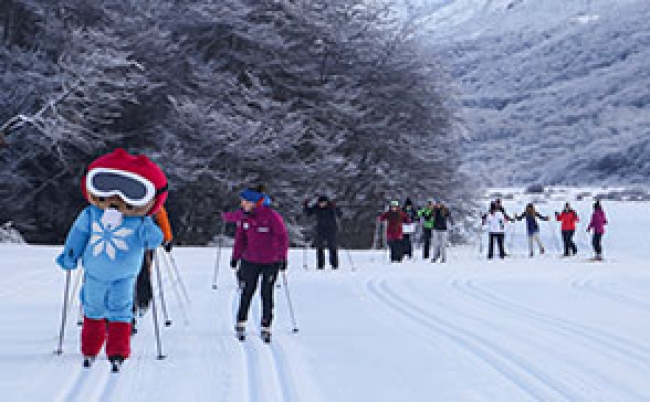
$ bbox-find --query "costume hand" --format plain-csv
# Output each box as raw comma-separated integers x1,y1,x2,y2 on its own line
56,253,77,270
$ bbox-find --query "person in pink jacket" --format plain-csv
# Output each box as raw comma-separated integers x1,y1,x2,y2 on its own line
230,187,288,341
586,200,607,261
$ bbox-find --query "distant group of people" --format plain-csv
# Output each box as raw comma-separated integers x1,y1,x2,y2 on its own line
482,198,608,261
378,198,453,263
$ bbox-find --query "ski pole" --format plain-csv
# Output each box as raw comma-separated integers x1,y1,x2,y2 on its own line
159,249,189,325
302,236,308,271
68,268,83,312
507,221,516,253
549,220,561,254
344,247,356,272
153,251,172,327
212,220,226,290
162,250,191,304
77,304,83,327
69,268,83,326
54,270,72,355
149,266,166,360
281,271,299,333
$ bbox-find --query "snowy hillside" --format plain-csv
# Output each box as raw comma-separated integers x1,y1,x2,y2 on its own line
410,0,650,185
2,191,650,401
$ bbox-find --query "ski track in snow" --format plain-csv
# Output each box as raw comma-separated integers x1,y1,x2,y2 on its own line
366,276,583,401
436,277,649,400
451,278,650,366
573,278,650,311
240,289,300,402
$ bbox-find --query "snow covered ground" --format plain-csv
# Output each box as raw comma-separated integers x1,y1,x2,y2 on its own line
1,192,650,401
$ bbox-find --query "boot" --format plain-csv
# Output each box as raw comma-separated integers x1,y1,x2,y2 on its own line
106,321,132,360
81,317,107,358
261,326,272,343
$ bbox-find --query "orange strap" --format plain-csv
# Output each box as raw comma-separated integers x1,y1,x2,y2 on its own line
155,207,173,242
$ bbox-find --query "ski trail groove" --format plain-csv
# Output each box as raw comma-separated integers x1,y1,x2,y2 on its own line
249,294,300,402
53,364,85,402
574,279,650,311
367,278,577,401
453,278,650,366
231,289,257,402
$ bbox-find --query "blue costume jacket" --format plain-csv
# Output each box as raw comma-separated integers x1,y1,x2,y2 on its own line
56,205,163,321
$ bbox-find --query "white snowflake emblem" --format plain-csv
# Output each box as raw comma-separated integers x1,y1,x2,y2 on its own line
89,221,133,260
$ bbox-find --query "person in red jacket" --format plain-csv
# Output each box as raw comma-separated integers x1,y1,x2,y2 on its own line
230,187,289,342
555,202,579,256
379,201,410,263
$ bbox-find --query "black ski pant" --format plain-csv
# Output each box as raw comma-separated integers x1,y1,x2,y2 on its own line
134,250,154,311
422,228,432,259
402,234,413,258
592,233,603,255
236,260,280,327
315,231,338,269
488,233,505,259
388,239,404,262
562,230,577,256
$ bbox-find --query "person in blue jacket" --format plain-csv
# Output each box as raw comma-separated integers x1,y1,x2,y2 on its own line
515,203,550,257
55,149,167,369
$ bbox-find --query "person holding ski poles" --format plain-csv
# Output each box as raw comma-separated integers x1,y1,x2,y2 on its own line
55,149,166,371
586,200,607,261
556,202,579,256
303,195,342,270
379,201,410,263
401,198,418,259
134,206,174,321
514,203,549,257
484,202,506,259
231,187,289,342
418,200,435,259
431,200,453,263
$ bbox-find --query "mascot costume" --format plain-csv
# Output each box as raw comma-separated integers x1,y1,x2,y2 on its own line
56,148,167,369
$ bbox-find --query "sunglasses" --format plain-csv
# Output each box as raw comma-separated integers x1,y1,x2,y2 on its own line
86,168,157,207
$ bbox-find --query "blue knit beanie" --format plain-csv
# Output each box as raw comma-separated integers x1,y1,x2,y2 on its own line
240,189,264,203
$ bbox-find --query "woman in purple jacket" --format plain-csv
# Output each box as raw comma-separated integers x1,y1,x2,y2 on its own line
230,187,289,342
586,200,607,261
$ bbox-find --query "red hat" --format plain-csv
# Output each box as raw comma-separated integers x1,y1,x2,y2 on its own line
82,148,168,215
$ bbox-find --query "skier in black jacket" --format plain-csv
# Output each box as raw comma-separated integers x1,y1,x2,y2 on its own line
304,195,342,269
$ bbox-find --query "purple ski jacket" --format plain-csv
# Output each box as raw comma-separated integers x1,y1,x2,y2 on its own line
231,206,289,265
587,209,607,234
222,209,246,223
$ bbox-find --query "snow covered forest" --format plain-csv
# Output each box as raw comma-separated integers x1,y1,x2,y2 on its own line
0,0,472,246
410,0,650,185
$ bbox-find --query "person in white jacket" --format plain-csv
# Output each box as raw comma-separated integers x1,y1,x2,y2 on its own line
484,202,506,259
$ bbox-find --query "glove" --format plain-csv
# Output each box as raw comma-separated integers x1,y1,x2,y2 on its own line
56,252,77,270
230,259,239,269
276,260,287,271
163,241,173,253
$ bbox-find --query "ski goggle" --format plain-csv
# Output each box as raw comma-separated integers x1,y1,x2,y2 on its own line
86,168,158,207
